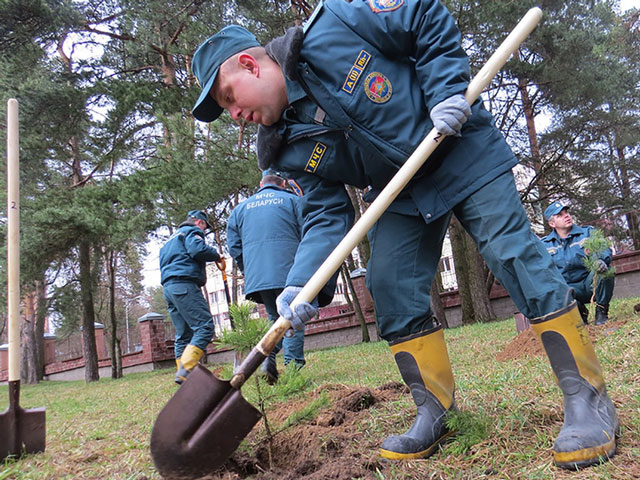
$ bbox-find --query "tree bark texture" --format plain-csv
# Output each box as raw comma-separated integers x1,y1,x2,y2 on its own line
21,290,38,384
341,263,370,343
430,260,448,328
449,217,495,324
35,280,47,380
346,185,370,267
79,240,100,382
107,250,123,379
449,218,475,325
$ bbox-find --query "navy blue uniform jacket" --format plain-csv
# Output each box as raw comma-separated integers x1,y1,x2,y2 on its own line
160,224,220,287
541,225,613,284
258,0,517,290
227,185,323,303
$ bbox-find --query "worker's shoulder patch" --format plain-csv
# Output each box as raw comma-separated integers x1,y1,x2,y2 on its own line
305,142,327,173
288,179,304,196
342,50,371,95
369,0,404,13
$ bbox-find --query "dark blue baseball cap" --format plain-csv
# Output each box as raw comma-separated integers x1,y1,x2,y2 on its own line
192,26,260,122
544,201,569,220
262,167,286,178
187,210,213,229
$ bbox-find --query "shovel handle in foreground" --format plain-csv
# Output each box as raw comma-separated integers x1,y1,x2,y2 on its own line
230,6,544,389
1,99,46,460
150,9,543,478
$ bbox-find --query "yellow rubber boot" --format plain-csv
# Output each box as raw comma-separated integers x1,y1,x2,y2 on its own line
380,326,456,460
531,302,618,469
175,345,204,385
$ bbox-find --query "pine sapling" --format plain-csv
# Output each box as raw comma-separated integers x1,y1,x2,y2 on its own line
582,229,616,322
213,301,311,467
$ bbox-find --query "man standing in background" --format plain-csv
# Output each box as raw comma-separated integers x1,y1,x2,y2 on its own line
160,210,220,384
227,169,306,383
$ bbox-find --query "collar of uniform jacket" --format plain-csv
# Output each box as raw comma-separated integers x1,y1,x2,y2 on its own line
549,224,583,243
258,27,308,171
265,26,304,81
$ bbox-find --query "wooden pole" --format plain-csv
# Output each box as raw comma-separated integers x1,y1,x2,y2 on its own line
7,98,20,383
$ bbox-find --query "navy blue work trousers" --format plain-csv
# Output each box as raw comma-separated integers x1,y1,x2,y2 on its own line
163,280,215,357
367,171,570,341
570,273,615,307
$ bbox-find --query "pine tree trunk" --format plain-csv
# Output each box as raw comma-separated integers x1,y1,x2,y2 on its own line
79,240,100,382
35,279,47,380
107,251,122,379
466,238,496,323
430,260,448,328
21,291,39,384
346,186,371,266
449,218,475,325
518,76,548,228
341,263,370,343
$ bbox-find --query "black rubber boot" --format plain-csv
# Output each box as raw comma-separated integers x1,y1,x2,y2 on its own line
379,326,456,460
531,303,618,469
594,304,609,326
260,350,278,385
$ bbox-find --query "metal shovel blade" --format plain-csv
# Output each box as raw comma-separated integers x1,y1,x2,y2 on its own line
0,381,46,460
150,365,262,478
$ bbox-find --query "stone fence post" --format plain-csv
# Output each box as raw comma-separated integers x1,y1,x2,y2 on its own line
138,312,171,363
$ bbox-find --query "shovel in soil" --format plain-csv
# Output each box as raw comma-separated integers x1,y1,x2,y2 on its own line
150,8,543,478
0,99,46,460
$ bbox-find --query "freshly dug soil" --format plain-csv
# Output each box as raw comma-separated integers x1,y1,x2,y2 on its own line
195,382,408,480
496,320,625,362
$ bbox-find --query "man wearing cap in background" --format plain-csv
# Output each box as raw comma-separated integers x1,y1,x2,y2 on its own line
160,210,221,384
188,1,618,469
541,201,615,325
227,169,307,383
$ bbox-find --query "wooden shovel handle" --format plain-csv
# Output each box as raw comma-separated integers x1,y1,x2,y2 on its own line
7,98,20,383
232,8,543,388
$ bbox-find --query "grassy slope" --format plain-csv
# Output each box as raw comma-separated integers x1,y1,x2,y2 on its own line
1,297,638,480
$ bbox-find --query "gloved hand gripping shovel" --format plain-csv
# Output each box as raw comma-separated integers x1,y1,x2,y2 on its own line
0,99,46,460
150,8,543,478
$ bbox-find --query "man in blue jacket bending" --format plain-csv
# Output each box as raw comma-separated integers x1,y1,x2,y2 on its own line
160,210,220,384
189,0,617,469
541,201,615,325
227,169,308,383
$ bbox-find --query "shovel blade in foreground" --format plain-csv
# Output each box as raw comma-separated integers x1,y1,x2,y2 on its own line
0,382,46,460
150,365,262,479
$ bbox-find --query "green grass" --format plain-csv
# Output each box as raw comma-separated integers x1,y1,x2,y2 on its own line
1,296,639,479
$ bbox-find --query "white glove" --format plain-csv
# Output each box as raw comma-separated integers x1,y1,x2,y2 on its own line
430,94,471,136
276,286,318,331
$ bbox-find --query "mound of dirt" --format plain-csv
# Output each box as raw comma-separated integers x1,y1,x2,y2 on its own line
496,328,544,361
200,382,407,480
496,320,626,362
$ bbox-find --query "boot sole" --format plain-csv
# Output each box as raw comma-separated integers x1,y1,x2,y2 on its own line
554,437,616,469
379,430,455,460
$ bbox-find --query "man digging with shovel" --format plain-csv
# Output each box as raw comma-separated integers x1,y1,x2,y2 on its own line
189,0,617,470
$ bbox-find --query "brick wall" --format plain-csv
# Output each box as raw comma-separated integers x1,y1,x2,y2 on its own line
3,251,638,381
439,250,640,327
